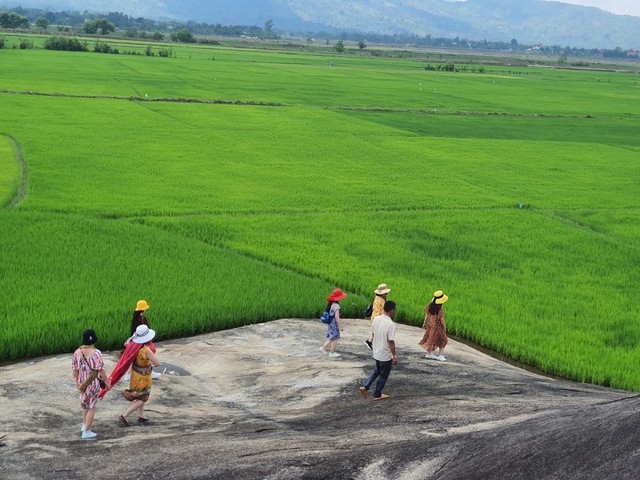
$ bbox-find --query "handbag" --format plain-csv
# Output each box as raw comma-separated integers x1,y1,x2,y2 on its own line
78,370,99,393
77,350,104,392
364,303,373,318
320,310,334,324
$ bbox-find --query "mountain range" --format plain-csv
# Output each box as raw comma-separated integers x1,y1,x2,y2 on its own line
2,0,639,49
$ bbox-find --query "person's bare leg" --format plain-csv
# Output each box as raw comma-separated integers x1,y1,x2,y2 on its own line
138,403,146,420
84,408,96,431
122,400,144,420
329,340,337,353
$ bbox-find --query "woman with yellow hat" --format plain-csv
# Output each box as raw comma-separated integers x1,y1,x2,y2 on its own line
131,300,151,336
125,300,161,380
419,290,449,361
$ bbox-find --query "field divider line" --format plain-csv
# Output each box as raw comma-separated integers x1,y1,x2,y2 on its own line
0,90,290,108
530,207,639,251
325,105,615,119
2,90,629,120
101,205,517,221
111,76,142,98
10,205,517,220
127,218,372,303
1,133,27,209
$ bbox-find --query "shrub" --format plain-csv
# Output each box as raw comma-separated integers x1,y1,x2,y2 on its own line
145,44,154,56
43,36,88,52
18,38,34,50
0,37,5,49
198,38,221,46
170,29,196,43
157,47,175,58
571,61,590,67
152,32,164,41
94,41,119,54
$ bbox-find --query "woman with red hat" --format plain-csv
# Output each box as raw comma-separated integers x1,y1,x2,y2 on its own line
319,288,347,358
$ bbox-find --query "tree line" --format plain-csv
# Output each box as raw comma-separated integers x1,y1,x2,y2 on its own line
0,7,275,39
1,6,637,59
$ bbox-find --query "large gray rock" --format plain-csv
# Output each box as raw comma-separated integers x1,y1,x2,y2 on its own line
0,319,636,479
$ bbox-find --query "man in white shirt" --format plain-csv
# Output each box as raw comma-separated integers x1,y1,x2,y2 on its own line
359,300,398,400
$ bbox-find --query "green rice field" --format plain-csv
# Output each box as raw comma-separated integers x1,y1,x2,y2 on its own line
0,34,639,390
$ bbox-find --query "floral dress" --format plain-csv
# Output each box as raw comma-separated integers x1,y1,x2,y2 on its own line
370,295,386,322
72,348,104,410
419,308,448,351
325,303,341,340
123,345,152,402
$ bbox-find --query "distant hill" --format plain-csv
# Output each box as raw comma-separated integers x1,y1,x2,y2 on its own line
1,0,639,49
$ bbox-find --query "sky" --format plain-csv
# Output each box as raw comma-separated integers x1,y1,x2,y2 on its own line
544,0,640,16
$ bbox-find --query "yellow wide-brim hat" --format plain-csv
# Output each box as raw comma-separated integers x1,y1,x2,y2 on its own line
432,290,448,304
135,300,150,311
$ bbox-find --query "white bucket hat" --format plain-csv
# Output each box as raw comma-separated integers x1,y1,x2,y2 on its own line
132,324,156,344
374,283,391,295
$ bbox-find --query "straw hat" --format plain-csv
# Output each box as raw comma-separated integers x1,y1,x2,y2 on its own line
327,288,347,302
82,329,98,346
135,300,150,311
132,324,156,344
374,283,391,295
432,290,448,304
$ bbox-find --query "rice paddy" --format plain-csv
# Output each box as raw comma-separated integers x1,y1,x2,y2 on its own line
0,35,638,390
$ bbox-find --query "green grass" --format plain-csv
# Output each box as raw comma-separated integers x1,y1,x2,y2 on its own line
0,37,638,390
0,210,343,359
142,208,640,388
0,135,20,207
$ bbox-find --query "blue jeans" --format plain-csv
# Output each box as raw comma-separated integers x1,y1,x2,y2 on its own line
364,359,393,398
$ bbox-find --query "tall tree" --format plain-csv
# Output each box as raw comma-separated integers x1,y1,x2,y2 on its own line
35,17,49,30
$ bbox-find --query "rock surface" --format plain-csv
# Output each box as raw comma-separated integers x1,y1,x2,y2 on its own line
1,319,638,479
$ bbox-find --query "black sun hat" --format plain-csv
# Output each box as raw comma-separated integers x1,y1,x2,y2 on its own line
82,329,98,346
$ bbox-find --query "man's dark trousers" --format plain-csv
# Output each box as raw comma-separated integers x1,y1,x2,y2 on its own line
364,359,393,398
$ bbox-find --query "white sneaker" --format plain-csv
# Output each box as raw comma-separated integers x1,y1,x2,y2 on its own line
436,355,446,362
123,373,131,381
151,371,161,379
81,424,86,433
81,431,97,440
425,353,438,360
328,352,341,358
319,347,328,355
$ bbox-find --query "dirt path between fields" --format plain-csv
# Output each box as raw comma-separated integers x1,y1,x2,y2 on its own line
1,319,638,480
2,134,27,208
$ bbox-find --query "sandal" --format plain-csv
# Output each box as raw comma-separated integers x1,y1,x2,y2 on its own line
138,417,149,424
119,415,130,427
